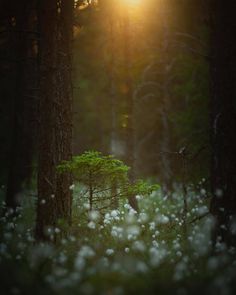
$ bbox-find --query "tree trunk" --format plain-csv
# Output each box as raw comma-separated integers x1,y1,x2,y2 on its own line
209,0,236,247
108,11,119,209
123,12,138,211
5,1,38,210
36,0,73,240
159,0,173,194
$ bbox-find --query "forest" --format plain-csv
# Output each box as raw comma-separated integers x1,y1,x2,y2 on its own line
0,0,236,294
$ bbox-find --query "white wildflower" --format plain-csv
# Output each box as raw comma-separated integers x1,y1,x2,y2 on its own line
126,225,140,237
149,247,163,267
149,222,155,230
125,247,130,253
87,221,96,229
156,214,169,224
136,261,148,273
69,184,75,190
55,228,61,234
83,203,90,210
152,240,159,247
78,245,95,258
110,210,119,218
139,212,148,223
106,249,114,256
125,213,136,224
132,240,146,252
200,188,206,195
74,256,85,271
176,251,182,257
197,206,208,215
124,203,131,210
89,210,100,221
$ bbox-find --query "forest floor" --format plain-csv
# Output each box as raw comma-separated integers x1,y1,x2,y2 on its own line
0,185,236,295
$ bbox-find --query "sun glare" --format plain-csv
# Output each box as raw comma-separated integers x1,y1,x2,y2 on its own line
127,0,142,5
120,0,142,7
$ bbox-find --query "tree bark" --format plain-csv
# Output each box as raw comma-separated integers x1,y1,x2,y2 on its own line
36,0,73,240
4,1,38,210
209,0,236,247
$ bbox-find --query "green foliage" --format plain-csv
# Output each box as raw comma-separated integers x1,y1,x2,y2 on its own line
58,151,159,211
58,151,129,186
1,188,236,295
126,180,159,198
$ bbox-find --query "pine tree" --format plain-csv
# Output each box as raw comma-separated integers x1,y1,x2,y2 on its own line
36,0,73,240
209,0,236,246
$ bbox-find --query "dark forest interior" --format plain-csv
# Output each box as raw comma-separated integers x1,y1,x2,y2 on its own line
0,0,236,294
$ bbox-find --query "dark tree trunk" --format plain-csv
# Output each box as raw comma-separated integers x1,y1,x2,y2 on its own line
209,0,236,246
4,1,38,210
36,0,73,240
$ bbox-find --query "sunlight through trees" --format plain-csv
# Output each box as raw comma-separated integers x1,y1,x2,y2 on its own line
0,0,236,294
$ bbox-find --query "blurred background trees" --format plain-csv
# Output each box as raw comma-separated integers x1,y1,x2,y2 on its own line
1,0,236,246
0,0,211,199
72,0,210,189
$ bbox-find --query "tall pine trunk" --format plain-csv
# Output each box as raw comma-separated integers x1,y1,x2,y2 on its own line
209,0,236,247
108,12,119,209
5,1,38,210
159,1,173,193
36,0,73,240
123,12,138,211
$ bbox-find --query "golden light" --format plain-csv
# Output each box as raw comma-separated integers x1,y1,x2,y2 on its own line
120,0,143,8
126,0,142,6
